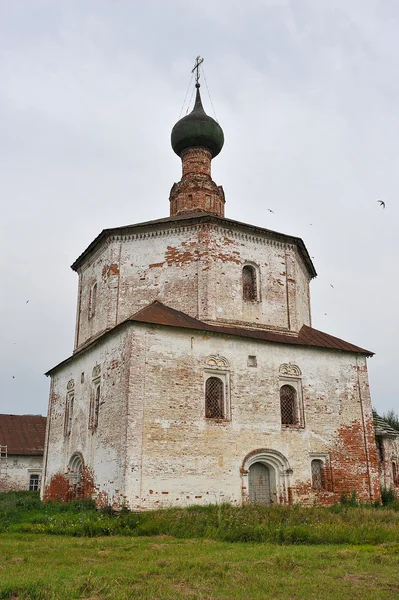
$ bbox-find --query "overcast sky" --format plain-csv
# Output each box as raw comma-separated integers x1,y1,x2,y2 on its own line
0,0,398,417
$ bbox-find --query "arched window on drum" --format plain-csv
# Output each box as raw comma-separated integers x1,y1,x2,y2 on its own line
242,265,259,302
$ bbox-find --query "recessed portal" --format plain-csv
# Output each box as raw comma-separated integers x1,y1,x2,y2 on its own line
248,462,271,505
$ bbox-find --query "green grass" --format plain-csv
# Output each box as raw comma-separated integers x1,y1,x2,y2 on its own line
1,534,399,599
0,492,398,545
1,493,398,598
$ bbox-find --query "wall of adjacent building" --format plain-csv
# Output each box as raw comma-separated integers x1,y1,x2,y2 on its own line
379,435,399,492
74,221,312,351
0,455,43,492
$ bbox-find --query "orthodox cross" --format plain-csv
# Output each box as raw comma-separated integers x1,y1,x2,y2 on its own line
191,56,204,85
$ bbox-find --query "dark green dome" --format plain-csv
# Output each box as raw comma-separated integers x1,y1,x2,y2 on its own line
171,85,224,158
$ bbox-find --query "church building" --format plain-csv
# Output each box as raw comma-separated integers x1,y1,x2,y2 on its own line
42,69,381,508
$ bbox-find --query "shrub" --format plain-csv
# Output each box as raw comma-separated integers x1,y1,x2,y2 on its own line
381,487,397,506
340,491,358,507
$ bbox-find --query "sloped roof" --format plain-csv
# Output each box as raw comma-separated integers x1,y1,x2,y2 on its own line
132,301,373,355
0,415,46,455
47,301,373,375
70,212,317,278
374,415,399,438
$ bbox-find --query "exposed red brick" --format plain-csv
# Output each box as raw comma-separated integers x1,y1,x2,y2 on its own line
169,147,225,217
101,263,120,281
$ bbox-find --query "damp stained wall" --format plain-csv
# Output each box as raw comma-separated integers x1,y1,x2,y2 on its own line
43,328,132,506
44,321,380,509
74,222,312,351
0,455,42,492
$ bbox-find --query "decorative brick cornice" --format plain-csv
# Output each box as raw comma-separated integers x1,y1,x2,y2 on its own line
72,214,316,278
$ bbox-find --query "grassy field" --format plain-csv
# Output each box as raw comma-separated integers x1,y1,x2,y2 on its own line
1,492,399,544
1,533,399,599
0,492,398,599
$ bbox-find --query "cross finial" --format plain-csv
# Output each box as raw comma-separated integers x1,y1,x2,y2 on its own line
191,56,204,87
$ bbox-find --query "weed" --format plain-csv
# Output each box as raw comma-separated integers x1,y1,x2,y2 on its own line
381,487,397,506
1,491,398,545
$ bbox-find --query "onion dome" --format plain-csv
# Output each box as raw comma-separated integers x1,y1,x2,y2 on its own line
171,84,224,158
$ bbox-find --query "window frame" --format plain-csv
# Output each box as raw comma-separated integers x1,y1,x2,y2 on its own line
309,454,330,492
204,368,230,421
205,376,225,419
89,366,101,431
242,263,260,303
278,364,304,429
311,459,326,490
280,384,298,426
89,282,97,320
29,473,40,491
64,380,75,437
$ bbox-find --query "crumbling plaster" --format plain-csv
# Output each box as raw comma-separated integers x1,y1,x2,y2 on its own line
44,321,380,509
43,328,132,505
74,223,312,351
1,455,42,492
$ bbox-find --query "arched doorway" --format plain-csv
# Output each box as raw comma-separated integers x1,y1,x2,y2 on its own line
67,453,83,499
249,462,271,505
241,449,292,505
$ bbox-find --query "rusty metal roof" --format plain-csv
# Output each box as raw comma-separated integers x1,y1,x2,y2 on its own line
46,301,373,375
70,212,317,278
132,301,373,355
0,414,46,455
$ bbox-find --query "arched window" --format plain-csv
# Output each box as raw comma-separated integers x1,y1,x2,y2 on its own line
89,283,97,319
205,377,224,419
311,459,325,490
393,462,397,486
280,385,297,425
242,265,257,301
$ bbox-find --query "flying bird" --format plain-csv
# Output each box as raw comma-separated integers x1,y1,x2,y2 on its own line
330,284,334,289
267,209,274,213
377,200,385,208
26,300,29,304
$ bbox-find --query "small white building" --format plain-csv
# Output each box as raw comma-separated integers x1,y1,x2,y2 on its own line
0,414,46,492
42,79,383,508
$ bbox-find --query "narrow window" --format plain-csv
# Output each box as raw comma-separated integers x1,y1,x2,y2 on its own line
64,392,74,436
311,460,325,490
376,438,384,462
280,385,297,425
93,384,100,428
242,265,257,301
89,283,97,319
29,474,40,491
205,377,224,419
67,395,74,435
393,462,397,486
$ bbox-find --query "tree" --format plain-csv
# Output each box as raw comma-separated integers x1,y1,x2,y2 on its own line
382,409,399,432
